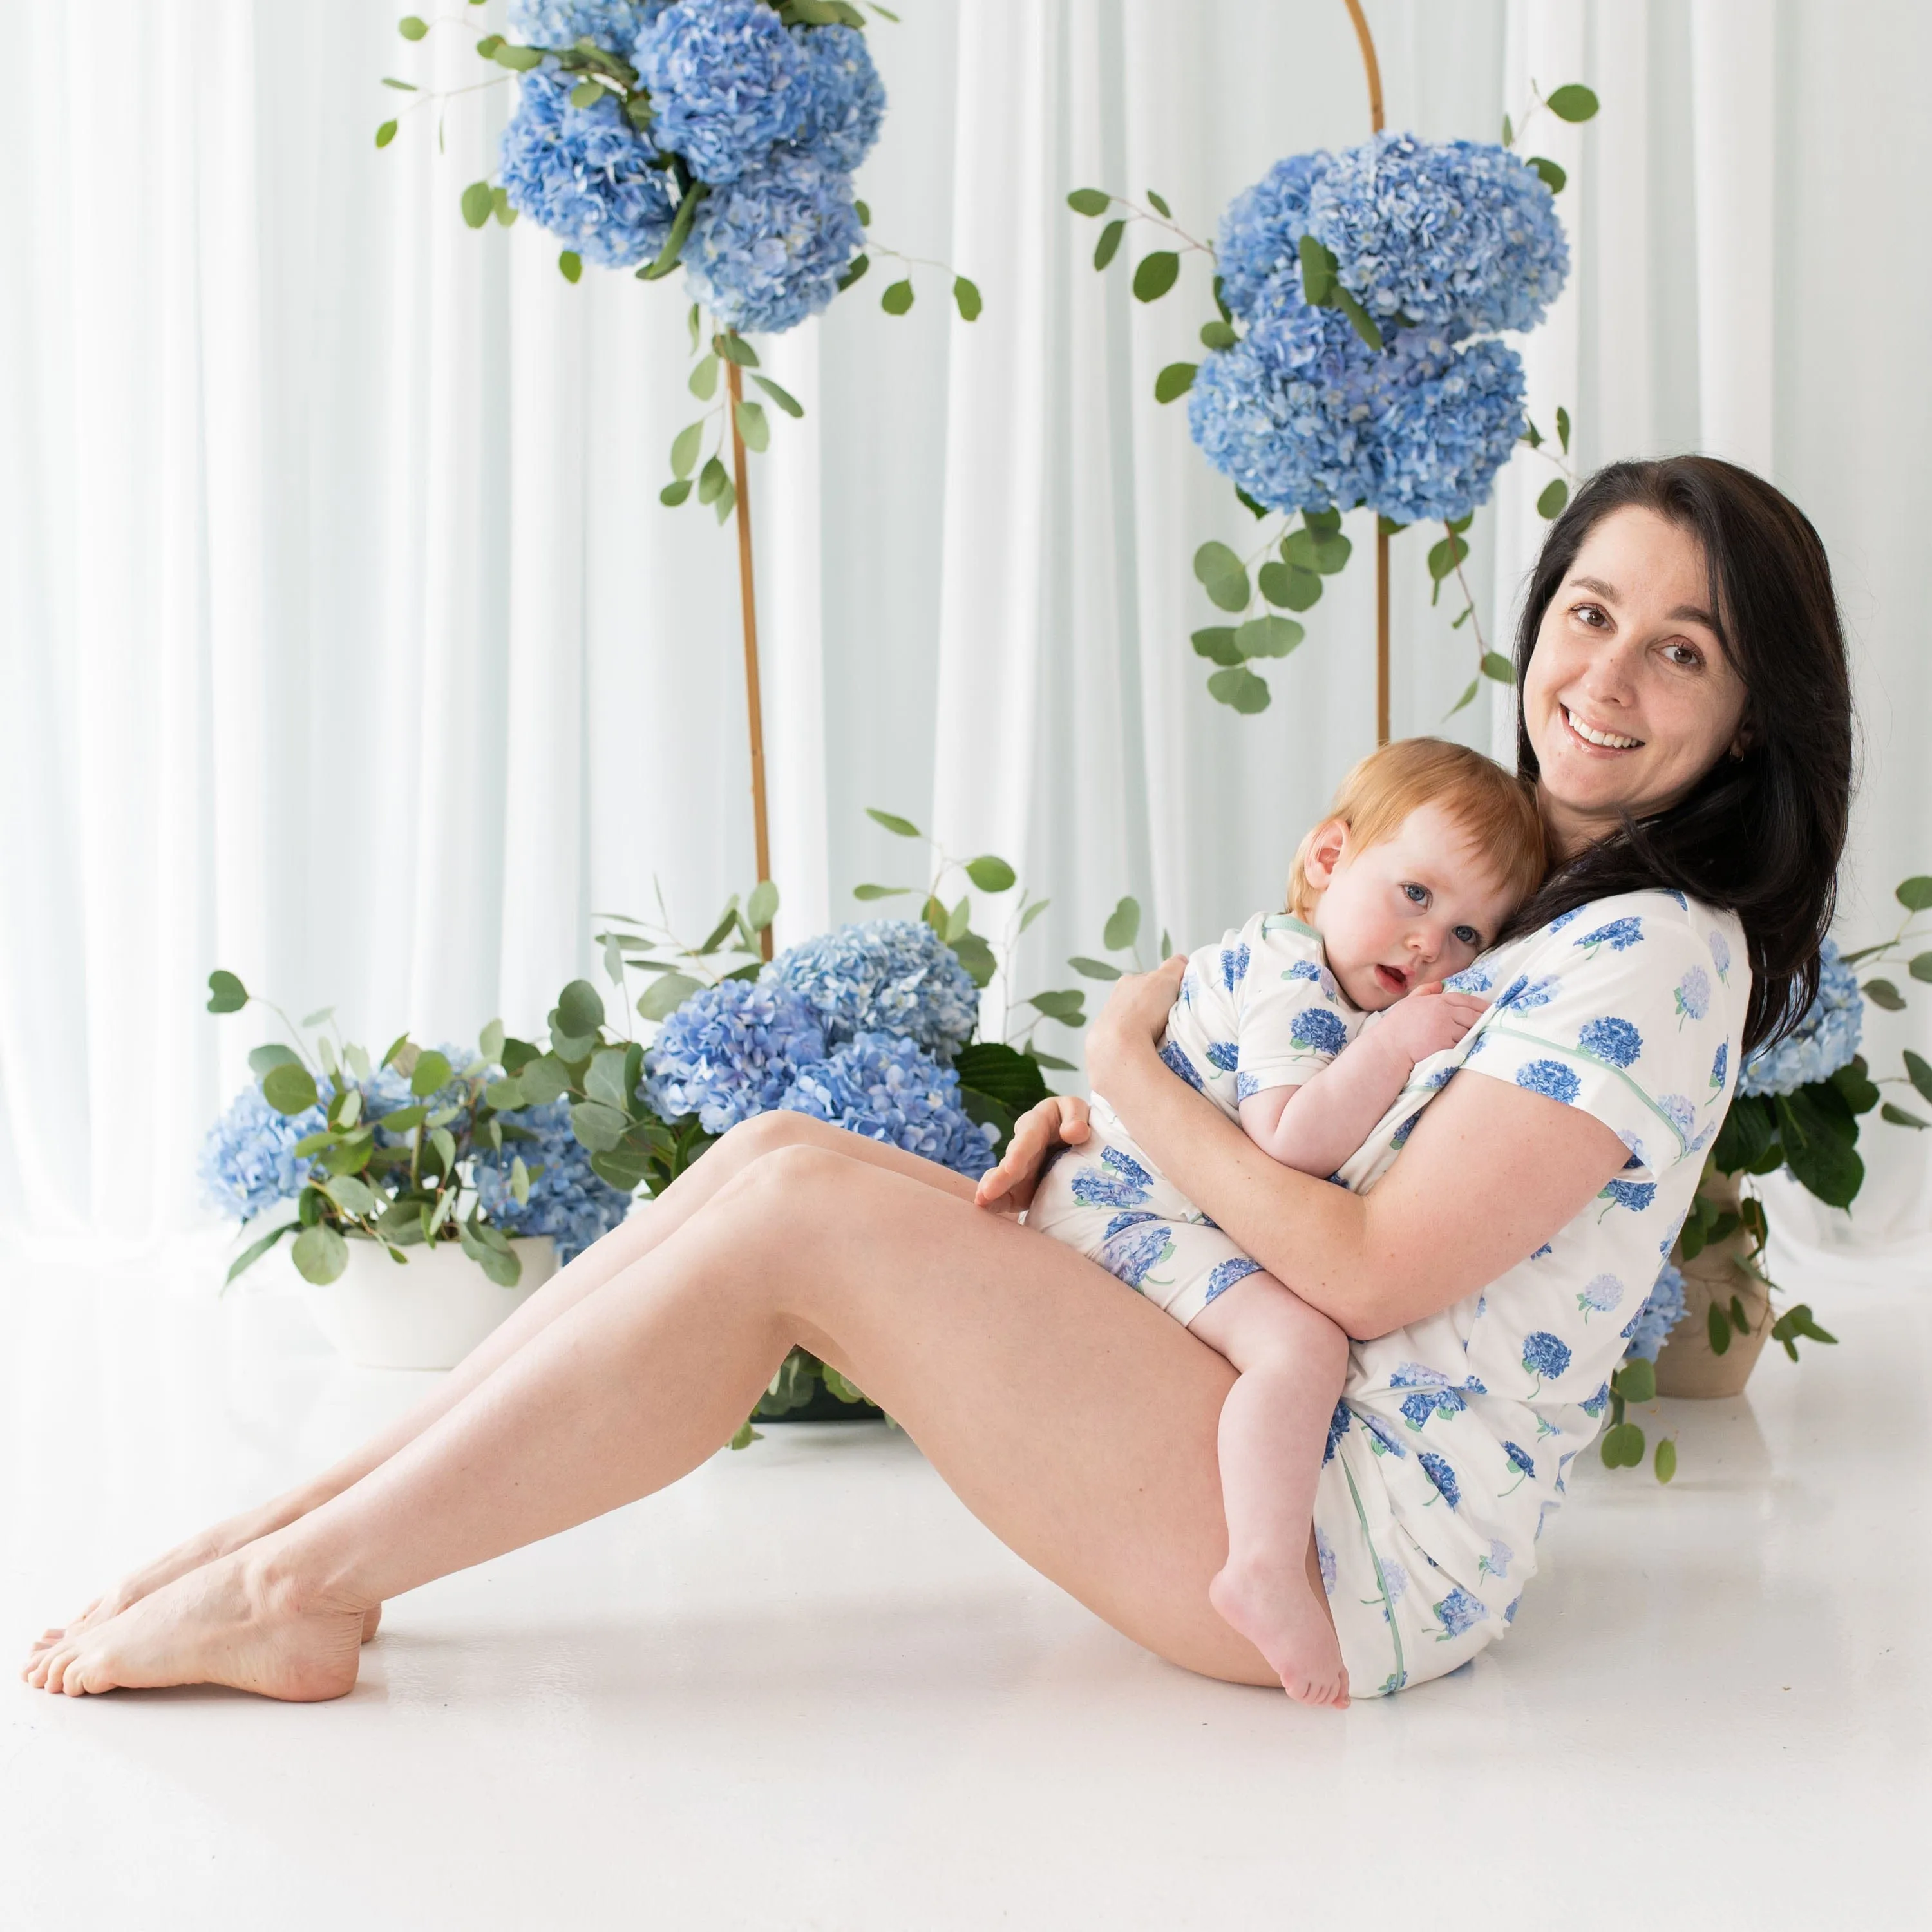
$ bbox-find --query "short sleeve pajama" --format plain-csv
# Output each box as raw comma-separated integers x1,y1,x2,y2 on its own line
1027,910,1361,1327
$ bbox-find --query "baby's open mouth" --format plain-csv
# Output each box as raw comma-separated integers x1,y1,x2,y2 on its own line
1562,704,1643,751
1375,964,1408,996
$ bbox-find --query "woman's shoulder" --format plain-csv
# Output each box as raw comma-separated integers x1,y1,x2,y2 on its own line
1510,887,1743,987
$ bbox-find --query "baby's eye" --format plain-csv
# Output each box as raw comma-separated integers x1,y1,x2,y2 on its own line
1403,882,1428,906
1452,925,1481,949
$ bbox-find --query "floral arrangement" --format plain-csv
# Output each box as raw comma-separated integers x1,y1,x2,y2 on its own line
200,983,633,1289
1597,873,1932,1479
377,1,980,965
1067,61,1598,718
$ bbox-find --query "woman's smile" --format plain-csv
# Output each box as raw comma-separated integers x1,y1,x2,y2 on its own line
1559,704,1643,752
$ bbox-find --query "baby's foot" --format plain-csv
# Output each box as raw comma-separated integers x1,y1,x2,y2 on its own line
1209,1557,1350,1708
22,1549,365,1701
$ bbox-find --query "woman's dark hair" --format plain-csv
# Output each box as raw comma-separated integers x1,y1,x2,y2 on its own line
1503,455,1853,1056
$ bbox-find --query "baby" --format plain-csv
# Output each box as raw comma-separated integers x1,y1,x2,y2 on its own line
1027,737,1546,1707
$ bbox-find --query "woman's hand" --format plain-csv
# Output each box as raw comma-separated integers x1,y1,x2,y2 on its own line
974,1094,1092,1215
1085,954,1188,1094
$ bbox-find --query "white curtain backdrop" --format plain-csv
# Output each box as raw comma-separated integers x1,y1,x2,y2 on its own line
3,0,1929,1255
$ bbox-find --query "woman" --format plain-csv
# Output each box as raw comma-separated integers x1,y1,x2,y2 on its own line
23,457,1852,1702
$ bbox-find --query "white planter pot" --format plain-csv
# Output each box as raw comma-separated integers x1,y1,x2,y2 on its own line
296,1235,558,1370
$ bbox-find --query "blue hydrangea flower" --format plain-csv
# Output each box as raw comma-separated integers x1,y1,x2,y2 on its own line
1501,1440,1536,1489
1291,1007,1350,1057
199,1080,329,1222
778,1029,996,1179
1097,1218,1176,1291
1070,1144,1155,1210
1314,1522,1339,1593
1504,1595,1521,1625
1548,907,1584,933
1235,1070,1262,1103
1479,1539,1513,1581
1432,1584,1487,1638
472,1100,634,1262
1622,1260,1688,1364
1579,1383,1609,1419
1659,1094,1696,1139
1361,1412,1408,1459
1711,1041,1730,1091
1401,1387,1466,1429
1206,1040,1240,1073
1307,133,1569,337
1159,1041,1204,1090
1600,1179,1657,1215
1187,300,1382,515
1363,327,1526,525
646,978,826,1134
683,145,864,334
1577,917,1644,954
790,23,884,172
1515,1059,1581,1105
1419,1451,1461,1510
507,0,661,52
1521,1329,1571,1383
1222,943,1251,990
498,68,677,270
1709,928,1732,980
633,0,806,185
1577,1273,1624,1318
1323,1399,1351,1466
1443,965,1492,994
1739,936,1862,1097
1676,966,1712,1023
1103,1209,1158,1240
765,918,979,1057
1497,974,1559,1011
1389,1361,1449,1388
1217,151,1331,321
1204,1255,1262,1303
1580,1016,1642,1068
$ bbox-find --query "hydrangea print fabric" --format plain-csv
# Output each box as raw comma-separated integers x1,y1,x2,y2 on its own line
1027,909,1363,1329
1312,889,1748,1696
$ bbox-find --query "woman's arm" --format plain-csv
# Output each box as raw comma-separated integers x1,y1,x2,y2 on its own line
1089,962,1629,1338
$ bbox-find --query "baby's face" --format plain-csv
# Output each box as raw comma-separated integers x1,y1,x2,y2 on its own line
1306,801,1522,1010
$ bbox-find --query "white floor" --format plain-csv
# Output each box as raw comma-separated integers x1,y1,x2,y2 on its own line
2,1247,1927,1931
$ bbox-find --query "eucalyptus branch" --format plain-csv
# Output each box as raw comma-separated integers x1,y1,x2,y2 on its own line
1096,194,1216,256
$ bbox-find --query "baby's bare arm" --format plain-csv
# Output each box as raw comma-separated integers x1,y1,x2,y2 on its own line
1237,987,1489,1178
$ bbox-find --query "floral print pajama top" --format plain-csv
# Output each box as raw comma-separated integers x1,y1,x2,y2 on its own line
1315,889,1748,1694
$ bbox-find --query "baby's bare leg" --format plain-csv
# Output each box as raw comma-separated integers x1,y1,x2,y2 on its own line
1187,1272,1350,1707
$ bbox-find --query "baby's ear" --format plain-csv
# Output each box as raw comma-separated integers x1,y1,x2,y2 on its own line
1300,817,1349,889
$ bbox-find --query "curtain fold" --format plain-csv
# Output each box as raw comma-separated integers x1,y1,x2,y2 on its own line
3,0,1927,1251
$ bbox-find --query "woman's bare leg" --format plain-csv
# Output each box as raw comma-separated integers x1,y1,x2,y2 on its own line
25,1141,1314,1700
29,1113,977,1656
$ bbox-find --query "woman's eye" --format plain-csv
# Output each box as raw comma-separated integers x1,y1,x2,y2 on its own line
1573,602,1607,628
1453,925,1480,948
1663,641,1701,668
1403,883,1428,905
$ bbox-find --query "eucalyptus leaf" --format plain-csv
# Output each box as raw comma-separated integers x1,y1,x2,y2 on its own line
853,884,911,900
558,250,582,283
1193,541,1250,612
1103,897,1141,952
1153,361,1197,404
1653,1438,1677,1483
291,1222,348,1285
1537,478,1570,520
1069,956,1123,981
1236,614,1303,659
1895,875,1932,911
375,120,399,148
263,1062,319,1116
1191,626,1244,666
1019,898,1052,933
964,855,1016,893
571,1100,632,1155
880,279,914,315
866,806,922,837
1132,251,1180,301
408,1049,452,1099
1528,156,1566,194
518,1054,573,1106
207,969,249,1013
638,972,705,1023
1066,187,1110,216
750,373,803,417
670,421,704,478
1199,320,1237,351
249,1043,302,1079
585,1047,632,1110
1444,678,1481,718
1880,1102,1929,1129
1208,666,1271,713
460,181,494,229
746,878,781,929
734,399,769,451
1904,1050,1932,1104
660,479,693,507
1481,653,1517,683
1546,82,1600,122
1093,218,1125,270
953,276,983,321
224,1221,298,1286
950,932,998,989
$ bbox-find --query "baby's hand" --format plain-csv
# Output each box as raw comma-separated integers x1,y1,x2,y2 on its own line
1371,983,1490,1068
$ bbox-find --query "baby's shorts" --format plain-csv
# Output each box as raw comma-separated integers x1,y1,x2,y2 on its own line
1025,1106,1267,1328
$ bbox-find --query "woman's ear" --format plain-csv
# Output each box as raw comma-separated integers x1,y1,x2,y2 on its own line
1301,817,1350,891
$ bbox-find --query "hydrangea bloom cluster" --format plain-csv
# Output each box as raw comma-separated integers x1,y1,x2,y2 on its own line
198,1081,328,1222
778,1031,996,1179
498,68,676,270
1622,1262,1687,1365
1307,135,1569,337
499,0,883,334
763,920,980,1058
644,978,827,1135
1195,131,1566,521
1738,937,1863,1097
471,1100,635,1262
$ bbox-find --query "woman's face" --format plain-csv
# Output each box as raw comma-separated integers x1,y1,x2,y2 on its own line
1522,504,1750,860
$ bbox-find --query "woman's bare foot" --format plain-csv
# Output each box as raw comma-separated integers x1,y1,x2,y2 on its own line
1209,1557,1350,1708
21,1549,365,1701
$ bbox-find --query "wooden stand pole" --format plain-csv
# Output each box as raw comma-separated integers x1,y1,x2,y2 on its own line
726,358,774,960
1342,0,1392,745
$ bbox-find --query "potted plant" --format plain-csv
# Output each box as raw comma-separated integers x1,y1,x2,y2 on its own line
199,982,632,1368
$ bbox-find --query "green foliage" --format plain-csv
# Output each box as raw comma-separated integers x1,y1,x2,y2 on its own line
1528,156,1566,194
953,276,983,321
1066,187,1110,217
880,279,914,315
1154,362,1197,404
1546,83,1600,122
1132,251,1180,302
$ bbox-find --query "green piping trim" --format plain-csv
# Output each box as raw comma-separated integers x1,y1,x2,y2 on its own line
1340,1451,1404,1692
